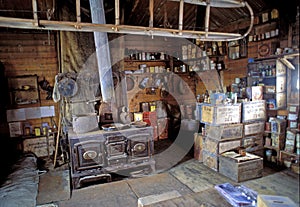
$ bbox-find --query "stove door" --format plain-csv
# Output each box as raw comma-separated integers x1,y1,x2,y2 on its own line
74,140,105,171
128,133,151,160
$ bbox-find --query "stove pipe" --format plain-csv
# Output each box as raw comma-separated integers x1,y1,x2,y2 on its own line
89,0,115,103
89,0,117,125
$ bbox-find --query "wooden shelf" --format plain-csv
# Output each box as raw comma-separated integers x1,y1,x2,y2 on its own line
124,59,169,62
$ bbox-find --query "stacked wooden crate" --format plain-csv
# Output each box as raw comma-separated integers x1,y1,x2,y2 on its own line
199,103,243,171
241,100,267,156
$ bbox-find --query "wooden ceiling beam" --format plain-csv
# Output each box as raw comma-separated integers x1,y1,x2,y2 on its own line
0,16,243,41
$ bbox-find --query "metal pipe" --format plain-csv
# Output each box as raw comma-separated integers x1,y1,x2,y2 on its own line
149,0,154,27
169,0,245,8
178,0,184,34
225,1,254,41
204,0,210,38
115,0,120,25
89,0,115,102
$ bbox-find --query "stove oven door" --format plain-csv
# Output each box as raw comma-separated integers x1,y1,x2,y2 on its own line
105,135,128,166
74,140,105,171
127,133,152,162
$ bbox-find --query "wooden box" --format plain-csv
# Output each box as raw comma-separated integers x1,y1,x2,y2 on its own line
23,136,54,157
263,85,276,94
205,123,243,140
219,152,263,182
270,118,286,133
242,134,264,152
243,121,265,136
7,75,39,105
285,130,296,153
194,133,204,161
200,103,241,125
288,104,299,114
271,132,285,149
204,137,242,155
257,195,297,207
203,150,218,172
242,100,266,123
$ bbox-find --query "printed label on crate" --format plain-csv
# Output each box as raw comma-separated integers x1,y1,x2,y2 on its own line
244,122,265,136
201,104,241,125
242,101,266,122
201,105,214,123
215,106,241,124
288,113,298,121
206,124,243,140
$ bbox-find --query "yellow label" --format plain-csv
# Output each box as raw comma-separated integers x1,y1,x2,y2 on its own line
35,128,41,136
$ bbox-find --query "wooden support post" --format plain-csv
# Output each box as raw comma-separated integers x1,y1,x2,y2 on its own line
115,0,120,25
178,0,184,34
76,0,81,24
149,0,154,28
32,0,38,26
204,0,211,38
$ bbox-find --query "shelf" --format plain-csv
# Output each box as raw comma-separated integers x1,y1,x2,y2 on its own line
264,145,280,151
262,76,276,79
280,150,300,158
124,59,169,62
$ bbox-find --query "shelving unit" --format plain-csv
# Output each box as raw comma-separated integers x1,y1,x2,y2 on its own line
247,57,287,110
7,75,40,107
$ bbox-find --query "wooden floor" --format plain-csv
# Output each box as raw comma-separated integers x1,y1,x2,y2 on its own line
37,157,300,207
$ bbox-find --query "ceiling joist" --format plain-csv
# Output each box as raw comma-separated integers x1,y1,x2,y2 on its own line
0,0,254,41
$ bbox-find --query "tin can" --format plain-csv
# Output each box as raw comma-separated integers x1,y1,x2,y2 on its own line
141,102,149,112
150,102,156,112
265,122,271,131
201,127,206,136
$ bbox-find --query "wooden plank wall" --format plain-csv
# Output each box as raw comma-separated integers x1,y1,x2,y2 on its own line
0,30,59,135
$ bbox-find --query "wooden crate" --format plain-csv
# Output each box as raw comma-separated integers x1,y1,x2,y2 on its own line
194,133,204,161
242,134,264,152
204,137,242,155
23,136,54,157
242,100,266,123
285,130,296,153
219,152,263,182
200,103,241,125
257,195,297,207
270,118,287,133
203,150,218,172
205,123,243,140
271,132,285,149
243,121,265,136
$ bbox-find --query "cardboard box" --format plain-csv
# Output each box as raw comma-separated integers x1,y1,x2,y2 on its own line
9,122,23,137
252,86,263,100
257,195,297,207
